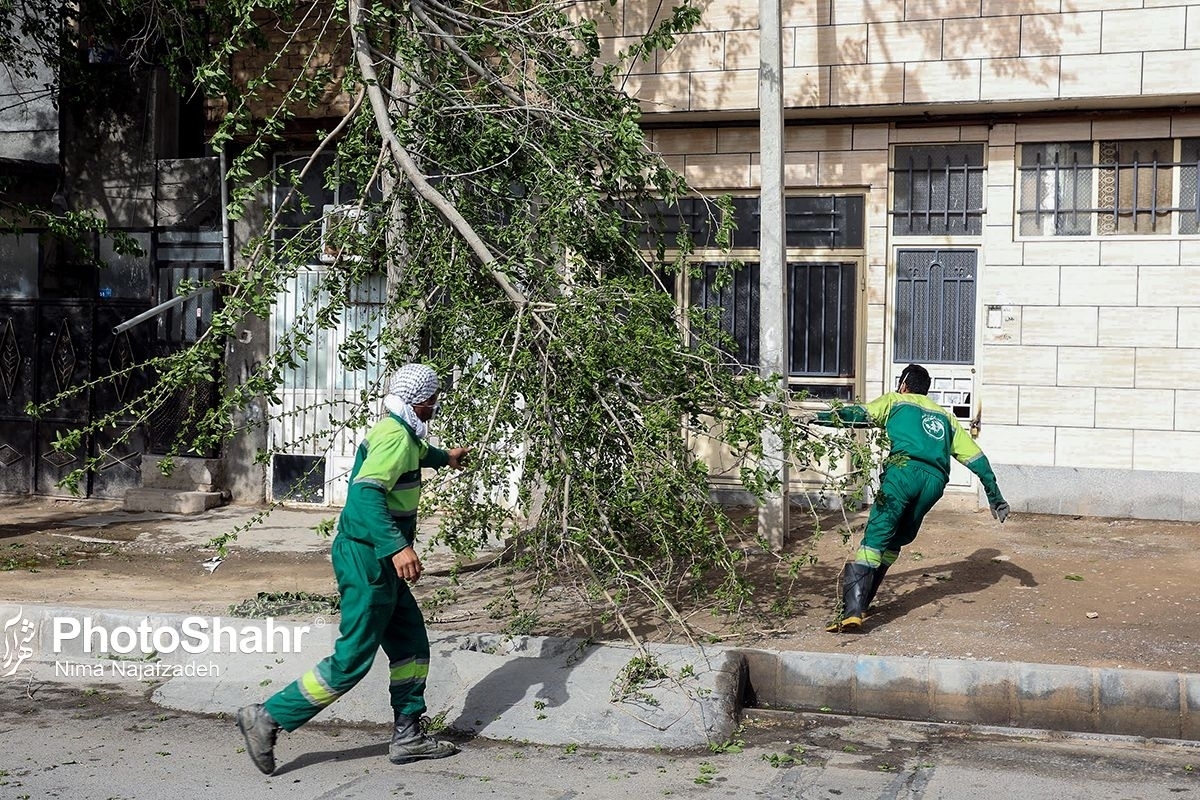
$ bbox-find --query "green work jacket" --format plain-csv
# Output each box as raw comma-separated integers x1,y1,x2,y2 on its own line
336,414,450,559
817,392,1005,506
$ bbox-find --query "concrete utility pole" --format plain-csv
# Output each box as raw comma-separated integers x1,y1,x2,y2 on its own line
757,0,788,550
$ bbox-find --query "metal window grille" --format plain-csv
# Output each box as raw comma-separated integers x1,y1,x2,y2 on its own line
894,249,976,365
1019,142,1093,236
1017,139,1198,236
644,195,863,250
891,145,985,236
688,261,759,371
787,262,855,378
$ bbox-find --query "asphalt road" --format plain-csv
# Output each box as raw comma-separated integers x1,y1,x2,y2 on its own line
2,680,1199,800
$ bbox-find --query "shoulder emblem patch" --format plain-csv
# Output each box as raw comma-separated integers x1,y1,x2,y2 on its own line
921,412,946,440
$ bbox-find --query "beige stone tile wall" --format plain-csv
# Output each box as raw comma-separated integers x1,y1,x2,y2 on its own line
603,1,1200,114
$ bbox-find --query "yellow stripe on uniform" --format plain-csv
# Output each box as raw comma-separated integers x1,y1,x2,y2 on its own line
299,669,339,707
389,659,429,683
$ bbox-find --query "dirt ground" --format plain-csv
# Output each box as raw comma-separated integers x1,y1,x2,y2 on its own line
1,495,1198,673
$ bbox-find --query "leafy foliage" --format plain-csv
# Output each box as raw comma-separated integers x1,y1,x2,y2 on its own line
10,0,882,641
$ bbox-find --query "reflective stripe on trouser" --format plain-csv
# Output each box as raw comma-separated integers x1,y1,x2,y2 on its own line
264,534,432,731
856,461,946,563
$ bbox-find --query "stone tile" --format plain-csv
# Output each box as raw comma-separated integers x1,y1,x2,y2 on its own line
828,0,905,26
684,153,753,188
1060,266,1138,307
1095,388,1176,431
904,0,984,22
1143,50,1200,97
831,63,905,106
689,69,758,112
1175,390,1200,431
1019,385,1096,427
982,344,1057,385
1019,306,1096,347
981,57,1060,101
724,30,765,70
1023,240,1100,267
984,267,1060,306
652,128,718,156
1098,307,1178,348
1098,238,1180,267
1015,119,1093,143
1135,347,1200,390
1020,12,1102,57
657,31,725,72
624,73,689,113
793,24,867,67
944,16,1021,60
1135,430,1200,472
1088,116,1172,142
981,383,1019,425
1059,53,1144,98
1057,346,1136,388
867,20,942,64
1138,265,1200,307
818,150,887,186
852,124,889,150
784,126,853,153
980,424,1056,466
716,127,761,153
1101,7,1186,54
1180,309,1200,348
889,124,965,143
783,65,833,107
904,60,982,103
984,0,1057,13
1054,428,1133,470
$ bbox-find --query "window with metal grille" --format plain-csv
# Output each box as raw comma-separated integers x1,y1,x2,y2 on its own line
1019,142,1093,236
688,261,759,371
642,195,864,250
891,145,985,236
894,249,976,365
788,262,856,400
658,195,863,399
1018,139,1200,236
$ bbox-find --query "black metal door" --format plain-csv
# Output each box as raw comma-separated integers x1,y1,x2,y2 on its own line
0,298,151,498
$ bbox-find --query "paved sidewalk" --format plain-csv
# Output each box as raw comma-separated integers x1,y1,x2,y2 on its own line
4,600,1199,747
3,498,1199,746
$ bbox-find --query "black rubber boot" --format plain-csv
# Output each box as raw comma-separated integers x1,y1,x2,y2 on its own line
865,564,890,611
389,713,459,765
236,703,280,775
826,562,875,632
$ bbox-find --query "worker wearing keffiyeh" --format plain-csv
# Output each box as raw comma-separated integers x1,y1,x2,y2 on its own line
237,363,470,775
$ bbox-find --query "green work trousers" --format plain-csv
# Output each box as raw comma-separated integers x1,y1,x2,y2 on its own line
264,534,431,732
857,460,946,564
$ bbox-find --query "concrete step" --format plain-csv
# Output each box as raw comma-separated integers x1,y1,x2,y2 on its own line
140,456,225,492
123,487,225,515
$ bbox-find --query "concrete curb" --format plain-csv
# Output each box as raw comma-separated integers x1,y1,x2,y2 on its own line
0,604,741,750
740,648,1200,742
4,603,1198,745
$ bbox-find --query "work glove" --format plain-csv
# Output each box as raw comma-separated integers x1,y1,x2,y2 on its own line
990,501,1010,524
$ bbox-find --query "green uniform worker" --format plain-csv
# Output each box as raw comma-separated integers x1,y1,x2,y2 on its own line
237,363,470,774
815,364,1009,632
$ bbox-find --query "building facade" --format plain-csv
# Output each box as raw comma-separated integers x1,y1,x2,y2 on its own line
600,0,1200,519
